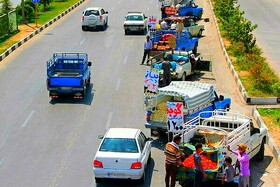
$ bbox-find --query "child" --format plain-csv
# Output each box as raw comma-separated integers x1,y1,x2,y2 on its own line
222,156,236,187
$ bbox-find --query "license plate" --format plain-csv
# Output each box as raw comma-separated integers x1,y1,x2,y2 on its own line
107,172,124,177
61,87,71,90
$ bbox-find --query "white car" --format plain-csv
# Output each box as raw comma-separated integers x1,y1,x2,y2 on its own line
81,7,108,31
93,128,152,184
123,12,148,35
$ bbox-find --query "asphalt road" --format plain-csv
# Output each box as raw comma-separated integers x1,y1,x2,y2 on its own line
0,0,279,187
238,0,280,78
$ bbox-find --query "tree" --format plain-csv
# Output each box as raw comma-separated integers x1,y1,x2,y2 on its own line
0,0,13,14
40,0,52,12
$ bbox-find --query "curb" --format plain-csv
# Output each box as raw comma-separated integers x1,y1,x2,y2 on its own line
252,108,280,162
0,0,85,62
209,1,280,105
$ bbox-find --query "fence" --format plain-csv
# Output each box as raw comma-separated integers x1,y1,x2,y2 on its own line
0,10,18,37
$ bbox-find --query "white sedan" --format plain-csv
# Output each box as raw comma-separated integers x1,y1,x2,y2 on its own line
93,128,152,184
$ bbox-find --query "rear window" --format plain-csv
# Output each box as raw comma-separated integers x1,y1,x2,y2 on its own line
126,15,143,21
85,10,99,16
99,138,139,153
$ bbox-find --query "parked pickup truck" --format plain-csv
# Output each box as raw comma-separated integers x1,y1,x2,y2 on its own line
46,53,92,99
151,50,199,83
150,30,199,54
166,15,204,37
144,81,231,135
176,110,267,183
177,2,203,20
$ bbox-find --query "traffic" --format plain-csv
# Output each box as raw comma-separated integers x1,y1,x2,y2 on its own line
0,0,279,187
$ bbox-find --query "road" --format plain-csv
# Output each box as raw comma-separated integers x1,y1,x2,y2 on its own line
238,0,280,78
0,0,279,187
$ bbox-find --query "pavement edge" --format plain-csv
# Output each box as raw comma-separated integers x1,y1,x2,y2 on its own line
252,108,280,162
208,0,279,105
0,0,85,62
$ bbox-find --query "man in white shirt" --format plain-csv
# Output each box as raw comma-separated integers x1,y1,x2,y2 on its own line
141,35,153,65
161,19,168,30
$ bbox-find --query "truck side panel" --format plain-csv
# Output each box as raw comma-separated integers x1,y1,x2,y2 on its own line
48,77,82,87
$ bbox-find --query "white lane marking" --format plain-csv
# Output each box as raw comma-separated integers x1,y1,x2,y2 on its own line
106,112,113,130
123,55,128,65
116,79,121,91
22,110,35,128
79,38,85,45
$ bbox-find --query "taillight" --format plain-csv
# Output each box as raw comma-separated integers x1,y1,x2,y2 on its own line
82,16,84,22
93,160,103,168
99,15,102,20
146,114,150,121
130,162,142,169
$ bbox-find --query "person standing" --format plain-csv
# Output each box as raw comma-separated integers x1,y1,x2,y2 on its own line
222,156,236,187
227,144,250,187
141,35,153,65
164,134,183,187
170,20,177,30
176,18,184,38
194,143,207,187
162,59,172,86
161,18,168,30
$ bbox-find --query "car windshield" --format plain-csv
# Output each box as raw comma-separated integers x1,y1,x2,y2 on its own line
99,138,139,153
85,10,99,16
126,15,143,21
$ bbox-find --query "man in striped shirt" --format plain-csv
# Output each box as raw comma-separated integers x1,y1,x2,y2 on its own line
164,134,183,187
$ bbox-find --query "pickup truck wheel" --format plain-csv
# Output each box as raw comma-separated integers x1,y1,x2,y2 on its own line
256,139,265,161
197,11,203,20
124,30,128,35
181,72,186,81
82,26,86,31
95,177,102,183
142,29,146,35
197,29,203,37
192,43,198,55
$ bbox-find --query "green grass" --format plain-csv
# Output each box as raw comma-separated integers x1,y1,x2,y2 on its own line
258,108,280,127
36,0,81,25
0,0,80,55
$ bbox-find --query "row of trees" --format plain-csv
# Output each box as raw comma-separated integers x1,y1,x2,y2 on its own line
0,0,52,23
213,0,280,96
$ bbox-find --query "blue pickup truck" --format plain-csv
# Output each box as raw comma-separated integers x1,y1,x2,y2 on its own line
150,30,199,54
46,53,92,99
177,2,203,20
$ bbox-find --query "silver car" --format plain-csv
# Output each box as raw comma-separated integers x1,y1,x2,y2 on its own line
93,128,152,184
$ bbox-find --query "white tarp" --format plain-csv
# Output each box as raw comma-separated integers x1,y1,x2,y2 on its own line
158,81,215,110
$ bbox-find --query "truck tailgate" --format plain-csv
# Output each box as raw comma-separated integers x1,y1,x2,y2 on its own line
49,77,82,87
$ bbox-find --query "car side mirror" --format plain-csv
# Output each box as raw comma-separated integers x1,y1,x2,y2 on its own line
88,61,92,66
98,135,104,139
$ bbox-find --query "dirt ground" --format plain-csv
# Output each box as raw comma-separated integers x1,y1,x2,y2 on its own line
7,24,40,44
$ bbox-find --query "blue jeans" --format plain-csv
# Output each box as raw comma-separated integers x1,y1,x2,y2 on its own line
194,170,203,187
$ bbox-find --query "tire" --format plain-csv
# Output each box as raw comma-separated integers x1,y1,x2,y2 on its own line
225,104,230,111
192,43,198,55
138,170,145,184
197,29,203,37
181,72,186,81
86,77,90,86
102,23,106,31
82,26,86,31
148,152,151,164
197,11,202,20
95,177,101,183
124,30,128,35
256,139,265,161
142,28,146,35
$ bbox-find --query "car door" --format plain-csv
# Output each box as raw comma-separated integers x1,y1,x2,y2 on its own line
138,132,151,166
